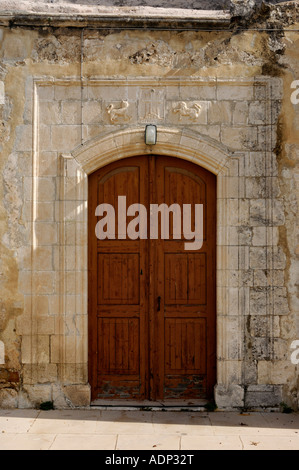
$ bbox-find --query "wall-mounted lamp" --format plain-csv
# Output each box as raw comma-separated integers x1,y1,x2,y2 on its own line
145,125,157,145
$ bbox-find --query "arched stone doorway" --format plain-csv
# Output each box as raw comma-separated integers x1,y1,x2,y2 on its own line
50,124,243,408
63,126,236,406
88,154,216,403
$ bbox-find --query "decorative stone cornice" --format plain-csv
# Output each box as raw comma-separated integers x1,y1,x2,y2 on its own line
0,1,231,29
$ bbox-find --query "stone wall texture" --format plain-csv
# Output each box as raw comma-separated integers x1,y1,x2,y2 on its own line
0,0,298,410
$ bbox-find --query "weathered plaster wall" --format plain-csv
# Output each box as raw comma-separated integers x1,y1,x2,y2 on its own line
0,1,298,409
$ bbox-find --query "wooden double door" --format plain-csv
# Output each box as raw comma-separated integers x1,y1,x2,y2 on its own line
88,156,216,402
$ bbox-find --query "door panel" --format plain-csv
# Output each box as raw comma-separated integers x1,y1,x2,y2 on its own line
154,157,216,401
88,155,216,402
164,253,206,305
89,158,148,400
98,254,140,305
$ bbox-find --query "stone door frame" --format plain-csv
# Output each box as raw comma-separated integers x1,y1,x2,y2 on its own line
64,125,241,406
19,77,281,408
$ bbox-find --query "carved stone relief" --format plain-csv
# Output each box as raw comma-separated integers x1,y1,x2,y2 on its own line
173,101,202,121
106,100,131,123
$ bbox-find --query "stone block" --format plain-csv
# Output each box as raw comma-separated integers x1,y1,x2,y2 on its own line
18,272,32,295
0,388,18,409
18,390,34,409
249,315,280,338
272,247,287,270
33,272,55,295
252,226,279,246
87,85,119,101
208,101,232,125
195,124,221,141
22,364,57,386
14,125,33,152
252,337,270,360
25,177,56,202
38,125,52,152
51,383,68,408
245,152,266,177
215,384,244,409
54,85,82,101
237,225,252,245
249,199,267,226
2,32,31,60
21,335,50,364
221,126,258,151
243,360,258,384
270,77,283,100
50,335,61,364
268,361,296,384
34,222,57,246
217,176,243,198
61,101,83,125
246,177,268,199
51,383,90,409
217,84,254,101
217,246,239,271
22,201,55,222
82,101,102,125
245,385,282,408
63,384,91,408
249,287,268,315
272,287,290,315
249,247,267,269
38,85,55,101
23,384,52,407
32,247,54,271
39,151,58,177
59,364,88,384
218,316,242,359
180,85,216,101
249,101,268,125
51,125,81,152
272,200,285,226
273,338,288,360
39,101,61,125
233,101,249,125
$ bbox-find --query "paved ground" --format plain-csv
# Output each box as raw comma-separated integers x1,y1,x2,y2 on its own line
0,408,298,450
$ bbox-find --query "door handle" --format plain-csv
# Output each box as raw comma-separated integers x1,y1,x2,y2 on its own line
157,296,161,312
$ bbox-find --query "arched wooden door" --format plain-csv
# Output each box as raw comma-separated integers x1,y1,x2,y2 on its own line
88,156,216,403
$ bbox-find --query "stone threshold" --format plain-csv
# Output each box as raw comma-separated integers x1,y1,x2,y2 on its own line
90,399,209,411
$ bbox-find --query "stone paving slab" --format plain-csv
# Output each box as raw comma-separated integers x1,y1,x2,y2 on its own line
0,409,298,450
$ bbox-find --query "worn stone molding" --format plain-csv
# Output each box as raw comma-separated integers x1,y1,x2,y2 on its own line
0,2,231,29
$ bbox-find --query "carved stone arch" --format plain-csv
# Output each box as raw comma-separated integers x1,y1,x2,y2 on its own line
71,126,232,176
